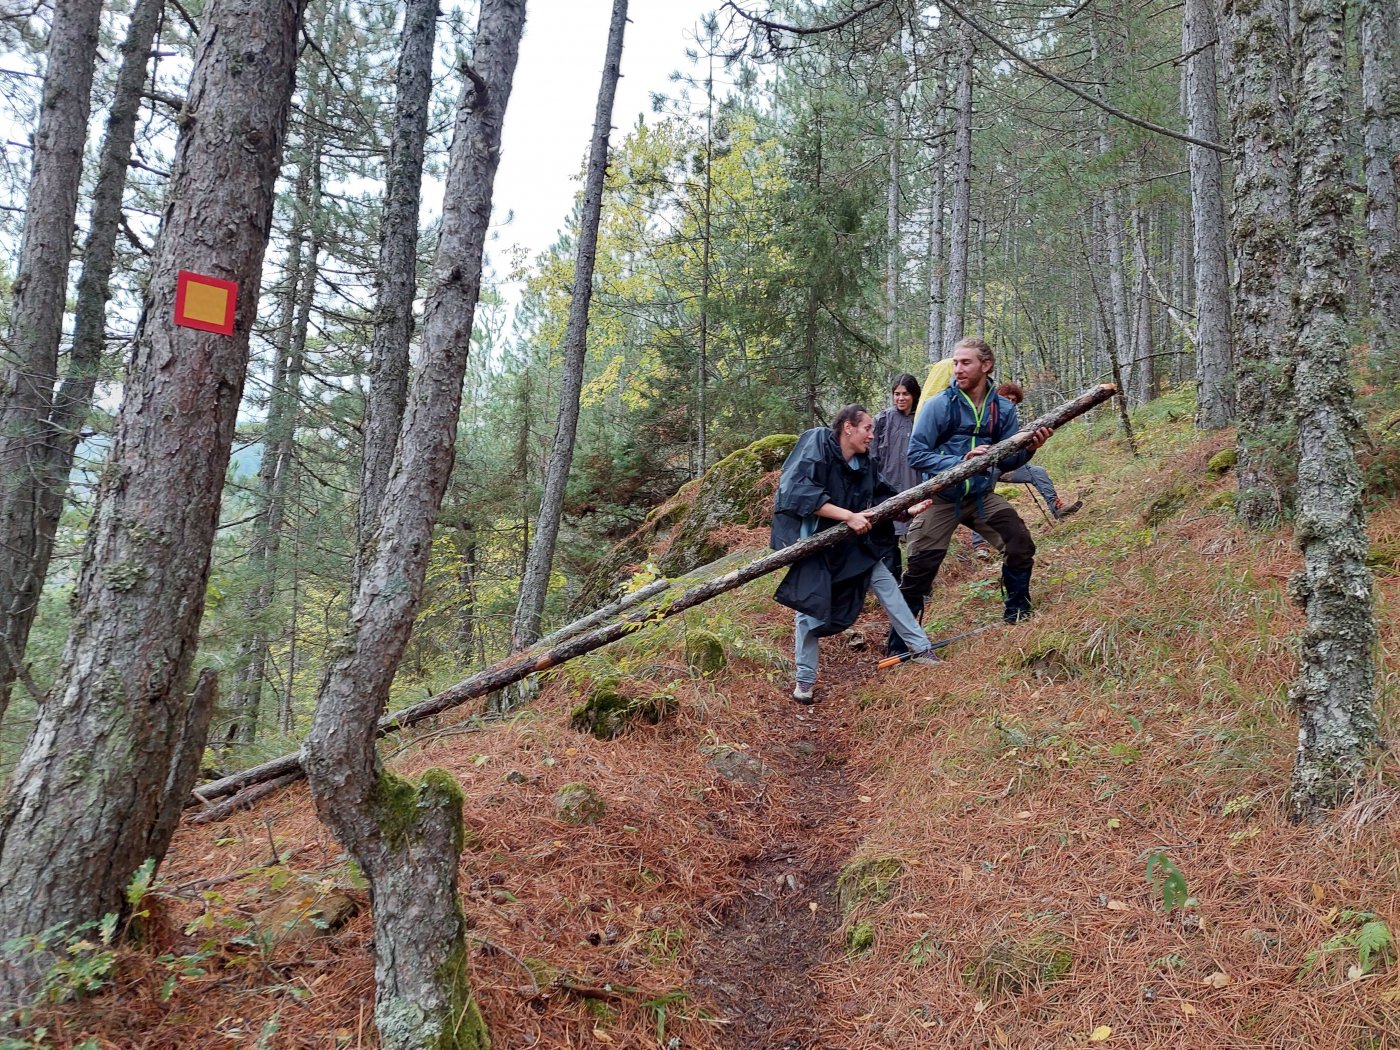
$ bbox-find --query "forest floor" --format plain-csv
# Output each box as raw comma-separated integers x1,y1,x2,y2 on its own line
17,386,1400,1049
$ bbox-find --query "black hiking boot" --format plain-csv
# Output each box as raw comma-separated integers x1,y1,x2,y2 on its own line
1002,564,1034,623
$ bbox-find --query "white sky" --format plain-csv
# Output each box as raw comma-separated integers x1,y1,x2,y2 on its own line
490,1,718,288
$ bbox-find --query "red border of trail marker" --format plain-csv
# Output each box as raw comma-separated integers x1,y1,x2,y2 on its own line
174,270,238,336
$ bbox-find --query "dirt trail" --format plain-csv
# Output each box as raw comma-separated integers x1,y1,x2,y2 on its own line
689,640,872,1049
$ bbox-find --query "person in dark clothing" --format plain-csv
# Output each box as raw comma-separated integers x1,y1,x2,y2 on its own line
989,382,1081,520
870,373,922,581
771,405,939,704
894,338,1054,640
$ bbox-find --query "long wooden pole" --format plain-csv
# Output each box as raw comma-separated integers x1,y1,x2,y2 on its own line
188,384,1117,815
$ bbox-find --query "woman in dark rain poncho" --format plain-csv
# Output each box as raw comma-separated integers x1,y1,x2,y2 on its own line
770,405,942,704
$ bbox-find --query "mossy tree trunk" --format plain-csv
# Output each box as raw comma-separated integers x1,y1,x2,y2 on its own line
1287,0,1379,821
300,2,525,1045
1224,0,1297,526
0,0,306,1000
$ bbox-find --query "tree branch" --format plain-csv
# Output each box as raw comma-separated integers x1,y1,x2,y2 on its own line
934,0,1228,154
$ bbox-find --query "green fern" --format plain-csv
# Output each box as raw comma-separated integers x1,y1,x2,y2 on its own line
1355,920,1394,974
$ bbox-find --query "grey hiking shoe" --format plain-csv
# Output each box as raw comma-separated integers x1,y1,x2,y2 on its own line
909,650,942,667
792,682,815,704
1054,498,1083,519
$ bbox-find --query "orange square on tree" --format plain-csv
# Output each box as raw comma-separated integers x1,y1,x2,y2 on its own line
174,270,237,335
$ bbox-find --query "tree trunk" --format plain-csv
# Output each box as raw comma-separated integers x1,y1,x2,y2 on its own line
940,22,975,355
885,91,901,354
300,3,525,1046
1360,0,1400,373
223,164,317,745
1090,18,1135,406
355,0,439,564
1131,208,1154,402
1288,0,1379,821
0,0,305,1000
192,383,1121,811
925,52,949,364
0,0,104,718
1224,0,1298,526
1184,0,1235,427
511,0,628,651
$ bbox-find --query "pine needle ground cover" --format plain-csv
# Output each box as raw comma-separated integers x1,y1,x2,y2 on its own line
16,390,1400,1048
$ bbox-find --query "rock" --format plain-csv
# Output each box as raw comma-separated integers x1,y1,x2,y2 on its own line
963,932,1073,996
554,782,606,825
657,434,797,576
570,677,676,740
836,857,904,916
701,744,770,786
260,890,359,942
1206,448,1238,477
684,629,727,674
582,434,797,601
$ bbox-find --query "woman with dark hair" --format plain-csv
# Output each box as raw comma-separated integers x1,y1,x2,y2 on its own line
770,405,940,704
871,373,923,511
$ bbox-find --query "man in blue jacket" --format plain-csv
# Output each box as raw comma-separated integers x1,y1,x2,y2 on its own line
896,337,1053,638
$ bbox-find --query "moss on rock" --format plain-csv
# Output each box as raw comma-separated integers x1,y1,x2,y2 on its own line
1208,489,1238,511
554,782,606,825
684,629,727,674
962,931,1072,996
656,435,797,576
1206,448,1238,477
570,678,677,740
836,857,904,916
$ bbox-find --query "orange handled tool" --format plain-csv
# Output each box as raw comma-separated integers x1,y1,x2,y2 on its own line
877,622,1000,669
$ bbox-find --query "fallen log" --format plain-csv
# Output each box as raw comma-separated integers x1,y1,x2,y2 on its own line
536,578,670,649
187,383,1116,817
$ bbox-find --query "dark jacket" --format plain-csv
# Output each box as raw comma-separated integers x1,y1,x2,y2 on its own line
871,406,918,535
907,382,1030,503
770,427,897,633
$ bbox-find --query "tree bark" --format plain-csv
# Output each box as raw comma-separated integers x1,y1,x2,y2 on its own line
940,21,974,355
1360,0,1400,373
1131,208,1154,403
299,3,525,1046
1090,17,1135,406
1224,0,1298,526
1287,0,1379,821
0,0,306,1001
355,0,439,565
194,383,1121,811
1184,0,1235,428
885,90,901,354
511,0,628,652
0,0,105,718
925,50,949,364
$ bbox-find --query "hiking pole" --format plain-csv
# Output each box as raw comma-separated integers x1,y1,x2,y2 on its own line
1025,483,1055,525
877,622,1001,669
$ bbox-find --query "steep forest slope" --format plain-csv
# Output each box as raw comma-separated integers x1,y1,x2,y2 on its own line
21,387,1400,1049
